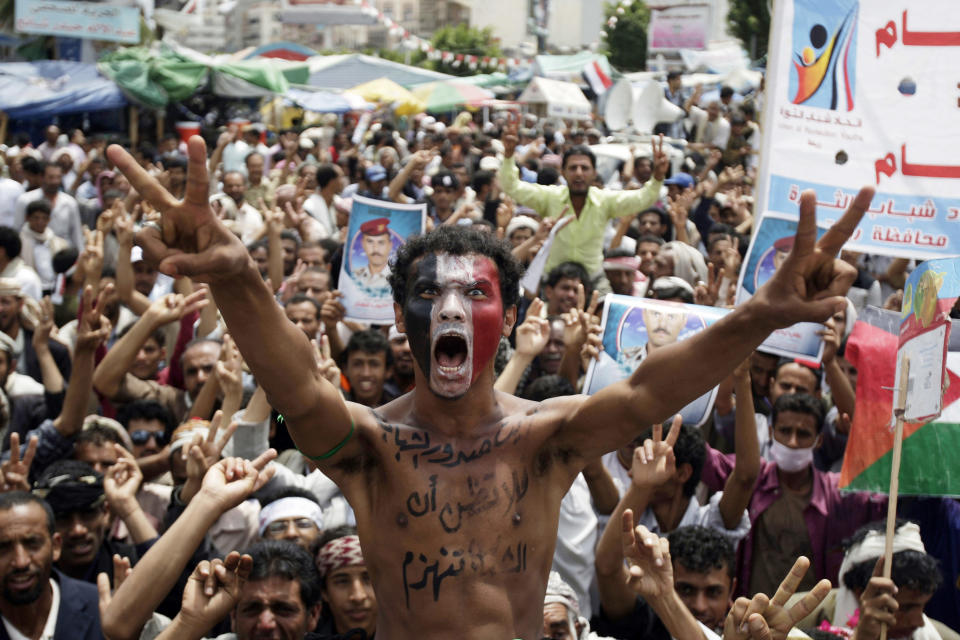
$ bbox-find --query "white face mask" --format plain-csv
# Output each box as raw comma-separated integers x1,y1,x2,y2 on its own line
769,440,814,472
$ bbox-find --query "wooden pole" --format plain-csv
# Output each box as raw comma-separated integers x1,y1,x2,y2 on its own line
129,106,140,148
0,112,7,147
879,355,910,640
156,112,165,146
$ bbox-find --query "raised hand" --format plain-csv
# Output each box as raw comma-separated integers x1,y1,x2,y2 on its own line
723,556,831,640
620,509,674,600
321,290,346,332
76,284,114,351
179,552,253,634
313,335,341,387
752,187,874,328
0,433,36,492
853,557,898,640
144,289,208,327
515,298,549,358
81,228,105,280
502,114,519,158
651,135,670,182
629,415,681,490
818,317,841,364
103,446,144,515
196,454,277,513
185,412,239,485
694,263,725,307
215,334,243,398
107,137,251,281
31,297,56,352
97,554,132,622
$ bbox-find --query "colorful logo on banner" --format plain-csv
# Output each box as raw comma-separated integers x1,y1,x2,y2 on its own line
789,0,858,110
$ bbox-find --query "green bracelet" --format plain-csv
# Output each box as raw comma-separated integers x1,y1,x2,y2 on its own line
299,418,355,461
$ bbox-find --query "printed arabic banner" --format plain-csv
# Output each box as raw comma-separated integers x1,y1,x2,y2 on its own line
757,0,960,259
338,195,426,324
583,294,730,427
15,0,140,44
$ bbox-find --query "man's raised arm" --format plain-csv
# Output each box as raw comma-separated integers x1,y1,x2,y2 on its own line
559,186,875,460
107,137,354,460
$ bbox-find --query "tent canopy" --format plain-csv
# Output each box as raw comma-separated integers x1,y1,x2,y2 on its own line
534,51,614,87
308,54,452,90
0,61,127,119
410,80,494,113
518,77,592,121
349,78,425,115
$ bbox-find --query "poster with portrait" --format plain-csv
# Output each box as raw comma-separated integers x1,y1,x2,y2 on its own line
583,295,730,427
338,194,426,323
736,212,826,361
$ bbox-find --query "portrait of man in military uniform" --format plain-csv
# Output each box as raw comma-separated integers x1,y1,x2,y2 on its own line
352,216,393,290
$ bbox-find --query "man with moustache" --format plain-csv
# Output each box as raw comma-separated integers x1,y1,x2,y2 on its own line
108,132,874,639
351,218,392,292
385,326,415,397
0,492,102,640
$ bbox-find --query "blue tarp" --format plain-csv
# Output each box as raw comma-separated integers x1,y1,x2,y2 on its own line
285,87,353,113
0,61,127,119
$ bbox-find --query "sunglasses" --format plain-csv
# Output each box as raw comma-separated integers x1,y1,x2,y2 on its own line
130,430,169,447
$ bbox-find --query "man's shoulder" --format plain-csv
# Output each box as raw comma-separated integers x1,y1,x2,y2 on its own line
53,569,98,602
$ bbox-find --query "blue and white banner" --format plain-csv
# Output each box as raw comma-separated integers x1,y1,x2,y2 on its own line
757,0,960,259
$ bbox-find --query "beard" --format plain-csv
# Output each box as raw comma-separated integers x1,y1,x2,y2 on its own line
3,571,45,605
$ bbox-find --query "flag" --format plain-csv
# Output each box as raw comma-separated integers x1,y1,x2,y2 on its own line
583,60,614,95
839,308,960,496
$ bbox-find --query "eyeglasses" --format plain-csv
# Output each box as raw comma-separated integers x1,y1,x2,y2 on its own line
130,430,169,447
264,518,318,536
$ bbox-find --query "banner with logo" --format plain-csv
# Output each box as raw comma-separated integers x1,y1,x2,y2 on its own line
338,195,426,324
757,0,960,259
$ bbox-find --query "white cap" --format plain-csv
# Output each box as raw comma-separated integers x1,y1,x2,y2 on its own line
130,245,145,263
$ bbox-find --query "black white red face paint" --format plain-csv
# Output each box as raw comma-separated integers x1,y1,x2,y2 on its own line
403,253,504,399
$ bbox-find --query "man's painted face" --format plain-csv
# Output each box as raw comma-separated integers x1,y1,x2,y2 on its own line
362,234,390,270
402,254,504,399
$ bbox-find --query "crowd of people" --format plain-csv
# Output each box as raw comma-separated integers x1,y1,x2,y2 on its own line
0,76,955,640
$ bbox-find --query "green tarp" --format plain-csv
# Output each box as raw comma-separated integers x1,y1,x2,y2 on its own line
98,44,310,109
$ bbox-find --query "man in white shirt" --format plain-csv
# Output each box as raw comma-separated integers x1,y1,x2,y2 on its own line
0,492,103,640
13,163,83,250
303,163,345,240
689,102,731,152
220,171,264,244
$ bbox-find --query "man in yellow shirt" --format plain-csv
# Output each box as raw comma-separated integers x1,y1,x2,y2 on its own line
499,121,669,291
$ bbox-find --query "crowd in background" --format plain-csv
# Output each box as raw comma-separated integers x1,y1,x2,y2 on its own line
0,73,956,640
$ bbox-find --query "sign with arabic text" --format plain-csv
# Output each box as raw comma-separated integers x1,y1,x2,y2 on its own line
756,0,960,259
15,0,140,43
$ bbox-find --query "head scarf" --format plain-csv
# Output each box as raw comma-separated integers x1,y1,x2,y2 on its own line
316,534,364,580
258,497,324,536
661,241,708,288
834,522,926,629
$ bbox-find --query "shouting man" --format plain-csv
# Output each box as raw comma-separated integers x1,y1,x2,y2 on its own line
108,135,874,640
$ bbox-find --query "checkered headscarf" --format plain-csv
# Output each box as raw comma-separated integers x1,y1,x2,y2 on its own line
316,534,364,579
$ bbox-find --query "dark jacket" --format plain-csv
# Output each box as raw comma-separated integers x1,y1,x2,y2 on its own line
0,569,101,640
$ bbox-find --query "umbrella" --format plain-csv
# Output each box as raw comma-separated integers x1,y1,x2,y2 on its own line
348,77,424,115
410,80,495,112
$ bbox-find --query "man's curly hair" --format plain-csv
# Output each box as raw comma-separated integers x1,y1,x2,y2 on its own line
389,225,524,309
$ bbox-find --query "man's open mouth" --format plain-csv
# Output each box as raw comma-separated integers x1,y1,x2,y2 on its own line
434,333,468,372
